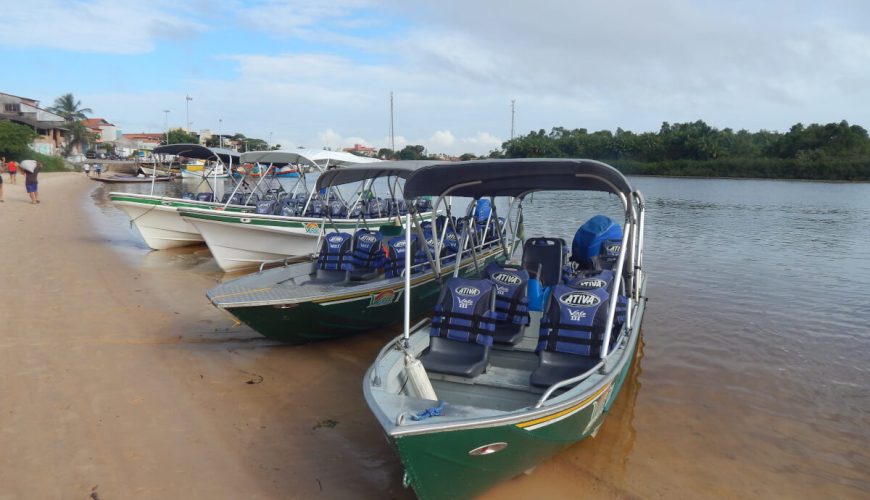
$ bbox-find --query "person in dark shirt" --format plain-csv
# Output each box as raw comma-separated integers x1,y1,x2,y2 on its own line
24,161,41,204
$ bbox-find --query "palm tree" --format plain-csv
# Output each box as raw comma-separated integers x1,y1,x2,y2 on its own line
48,93,92,121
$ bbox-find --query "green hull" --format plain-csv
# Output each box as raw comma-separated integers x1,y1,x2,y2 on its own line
224,253,502,343
393,334,639,500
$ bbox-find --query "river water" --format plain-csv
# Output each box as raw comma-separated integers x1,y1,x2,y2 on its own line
95,175,869,498
507,177,870,498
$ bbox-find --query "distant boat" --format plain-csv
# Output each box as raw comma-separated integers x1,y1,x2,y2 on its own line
92,174,173,184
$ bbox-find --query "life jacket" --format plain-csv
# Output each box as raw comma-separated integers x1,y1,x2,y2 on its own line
429,278,496,346
564,269,627,327
384,234,420,278
255,199,277,215
415,198,432,213
306,199,324,218
278,199,296,216
537,283,620,357
317,232,353,271
195,192,214,202
484,262,530,326
366,198,386,218
595,239,622,269
350,229,385,270
182,192,196,200
329,200,347,218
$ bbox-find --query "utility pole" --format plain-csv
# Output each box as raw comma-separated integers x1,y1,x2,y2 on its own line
269,131,273,150
219,118,223,148
510,100,516,140
389,91,395,152
163,109,170,143
185,95,193,132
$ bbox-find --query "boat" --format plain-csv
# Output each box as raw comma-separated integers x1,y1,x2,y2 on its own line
240,163,300,178
92,174,173,184
362,158,647,499
178,150,383,272
205,161,506,341
109,144,257,250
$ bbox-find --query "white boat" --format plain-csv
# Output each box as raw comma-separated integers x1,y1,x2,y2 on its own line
178,150,384,272
110,144,249,250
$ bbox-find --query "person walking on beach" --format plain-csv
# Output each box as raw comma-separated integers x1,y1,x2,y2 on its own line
83,163,91,176
0,160,4,203
94,163,102,178
6,158,17,184
23,160,41,204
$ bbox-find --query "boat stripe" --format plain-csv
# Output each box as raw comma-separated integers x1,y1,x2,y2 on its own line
515,384,610,429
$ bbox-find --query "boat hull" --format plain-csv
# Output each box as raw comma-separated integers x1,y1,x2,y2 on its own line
109,194,248,250
214,249,502,342
180,209,421,273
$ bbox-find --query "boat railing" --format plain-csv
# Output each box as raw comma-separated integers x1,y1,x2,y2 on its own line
533,361,605,408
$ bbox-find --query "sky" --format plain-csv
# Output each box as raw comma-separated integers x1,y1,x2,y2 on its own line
2,0,869,155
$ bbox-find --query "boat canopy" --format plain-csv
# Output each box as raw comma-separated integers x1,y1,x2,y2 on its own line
242,149,381,167
152,143,240,164
314,160,435,189
402,159,634,199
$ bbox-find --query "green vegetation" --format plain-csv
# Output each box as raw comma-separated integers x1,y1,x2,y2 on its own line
499,120,870,181
47,93,93,121
0,121,37,158
165,128,200,144
31,152,67,172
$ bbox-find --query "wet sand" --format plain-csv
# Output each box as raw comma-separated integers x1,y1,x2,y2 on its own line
1,174,866,499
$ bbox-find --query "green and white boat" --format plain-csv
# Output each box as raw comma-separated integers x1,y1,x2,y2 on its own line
109,144,252,250
363,159,647,499
178,150,383,272
205,162,506,342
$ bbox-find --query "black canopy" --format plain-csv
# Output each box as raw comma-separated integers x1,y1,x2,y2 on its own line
314,160,437,190
152,143,240,164
401,159,633,199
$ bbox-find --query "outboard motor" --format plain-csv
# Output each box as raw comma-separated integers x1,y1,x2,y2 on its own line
570,215,622,270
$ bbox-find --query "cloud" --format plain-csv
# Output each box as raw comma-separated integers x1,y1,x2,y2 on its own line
28,0,870,156
0,0,205,54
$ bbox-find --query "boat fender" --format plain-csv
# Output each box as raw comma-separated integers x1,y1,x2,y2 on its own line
404,353,437,401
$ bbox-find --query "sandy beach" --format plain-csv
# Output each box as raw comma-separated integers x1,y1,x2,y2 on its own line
0,173,413,499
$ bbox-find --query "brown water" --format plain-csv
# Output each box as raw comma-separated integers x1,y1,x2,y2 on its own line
93,177,870,498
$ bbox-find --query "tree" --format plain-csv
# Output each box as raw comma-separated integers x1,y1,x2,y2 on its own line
377,148,396,160
48,93,92,121
0,121,37,158
459,153,477,161
397,145,425,160
63,121,98,155
166,129,199,144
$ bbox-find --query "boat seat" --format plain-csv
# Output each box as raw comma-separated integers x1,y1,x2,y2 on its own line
530,283,621,388
420,278,496,378
316,232,353,271
522,237,567,287
484,261,530,345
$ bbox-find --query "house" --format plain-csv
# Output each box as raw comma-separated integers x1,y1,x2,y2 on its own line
0,91,69,155
117,133,164,157
82,118,119,144
343,143,378,157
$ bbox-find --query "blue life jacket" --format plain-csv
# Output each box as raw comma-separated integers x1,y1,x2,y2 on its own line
597,239,622,269
317,232,353,271
277,199,296,216
350,229,385,270
385,234,420,278
329,200,347,218
195,192,214,202
484,262,530,326
306,199,324,218
564,269,627,326
570,215,622,267
430,278,496,346
537,284,619,357
255,199,277,215
366,198,386,218
182,192,196,200
415,198,432,212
